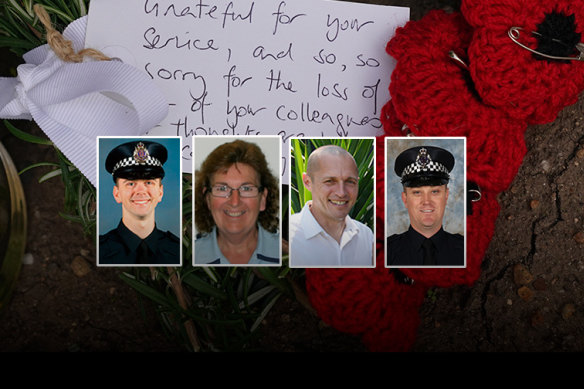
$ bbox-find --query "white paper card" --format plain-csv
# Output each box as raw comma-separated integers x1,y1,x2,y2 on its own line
85,0,409,179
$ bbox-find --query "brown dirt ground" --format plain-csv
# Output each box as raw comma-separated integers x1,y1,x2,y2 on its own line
1,0,583,353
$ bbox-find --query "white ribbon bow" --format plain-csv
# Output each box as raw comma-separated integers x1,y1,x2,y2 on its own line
0,16,168,187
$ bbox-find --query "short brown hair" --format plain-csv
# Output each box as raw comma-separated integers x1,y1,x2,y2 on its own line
194,139,279,234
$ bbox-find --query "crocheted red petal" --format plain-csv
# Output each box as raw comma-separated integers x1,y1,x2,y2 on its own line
462,0,584,124
385,10,528,193
305,263,427,337
305,261,427,351
304,138,427,351
380,120,501,287
361,297,424,352
399,189,500,288
386,11,474,133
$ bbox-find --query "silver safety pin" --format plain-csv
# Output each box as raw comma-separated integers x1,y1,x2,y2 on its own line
508,26,584,61
448,50,469,70
469,188,481,202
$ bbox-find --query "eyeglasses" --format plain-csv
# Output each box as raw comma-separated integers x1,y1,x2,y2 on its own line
208,184,262,198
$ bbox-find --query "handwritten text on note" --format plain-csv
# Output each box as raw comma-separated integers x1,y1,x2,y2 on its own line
85,0,409,178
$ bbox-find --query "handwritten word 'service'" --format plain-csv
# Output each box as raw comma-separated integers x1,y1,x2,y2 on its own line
85,0,409,177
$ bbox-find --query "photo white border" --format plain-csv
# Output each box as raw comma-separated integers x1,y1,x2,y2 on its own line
192,135,283,267
96,135,183,268
385,136,467,269
288,136,376,269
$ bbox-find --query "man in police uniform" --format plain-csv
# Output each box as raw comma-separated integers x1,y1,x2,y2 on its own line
99,140,180,266
386,145,463,267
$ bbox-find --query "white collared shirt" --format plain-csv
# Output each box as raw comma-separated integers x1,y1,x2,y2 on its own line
289,201,374,268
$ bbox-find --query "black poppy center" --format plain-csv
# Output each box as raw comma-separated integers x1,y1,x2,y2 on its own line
535,11,581,62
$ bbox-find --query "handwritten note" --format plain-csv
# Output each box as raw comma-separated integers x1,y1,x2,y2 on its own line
85,0,409,179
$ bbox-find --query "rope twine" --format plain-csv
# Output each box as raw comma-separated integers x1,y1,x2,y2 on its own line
33,4,111,63
31,3,201,351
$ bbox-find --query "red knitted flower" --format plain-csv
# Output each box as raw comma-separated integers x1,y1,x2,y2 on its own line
385,10,527,194
382,100,501,287
305,138,428,351
304,7,559,352
462,0,584,124
400,188,501,288
304,132,501,351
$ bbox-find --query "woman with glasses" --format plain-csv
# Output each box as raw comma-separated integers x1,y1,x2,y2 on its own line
193,139,280,265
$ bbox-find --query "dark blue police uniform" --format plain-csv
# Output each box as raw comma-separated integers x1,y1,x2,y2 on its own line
387,226,463,266
386,145,464,267
98,140,180,266
100,220,179,265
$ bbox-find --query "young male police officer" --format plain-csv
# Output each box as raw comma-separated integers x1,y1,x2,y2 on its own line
386,146,463,267
99,140,180,266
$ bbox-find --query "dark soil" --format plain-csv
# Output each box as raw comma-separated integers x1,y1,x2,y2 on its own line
1,0,583,353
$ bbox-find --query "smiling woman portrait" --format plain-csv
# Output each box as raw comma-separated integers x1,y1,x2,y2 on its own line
193,137,281,266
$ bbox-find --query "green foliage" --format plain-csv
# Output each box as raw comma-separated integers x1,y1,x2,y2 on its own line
426,288,438,303
121,264,293,351
0,0,89,55
5,120,297,351
1,0,303,351
5,120,96,237
290,138,375,230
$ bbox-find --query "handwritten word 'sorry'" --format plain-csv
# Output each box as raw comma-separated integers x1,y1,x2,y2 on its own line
85,0,409,179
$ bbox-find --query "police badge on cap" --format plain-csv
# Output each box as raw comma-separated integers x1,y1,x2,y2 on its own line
105,140,167,181
394,146,455,187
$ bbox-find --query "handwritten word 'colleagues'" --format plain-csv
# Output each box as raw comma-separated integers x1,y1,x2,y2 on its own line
275,102,381,136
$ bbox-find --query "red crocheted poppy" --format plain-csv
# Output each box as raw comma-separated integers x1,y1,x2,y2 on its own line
305,138,428,351
462,0,584,124
302,8,543,352
304,134,501,351
385,10,527,194
402,191,500,288
382,100,501,287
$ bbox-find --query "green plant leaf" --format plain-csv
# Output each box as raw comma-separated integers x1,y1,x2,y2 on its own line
182,272,228,301
18,161,59,176
250,292,281,332
120,272,181,310
254,266,292,295
4,120,53,145
238,285,276,310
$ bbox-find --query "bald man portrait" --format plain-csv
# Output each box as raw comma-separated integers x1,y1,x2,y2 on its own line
289,142,375,268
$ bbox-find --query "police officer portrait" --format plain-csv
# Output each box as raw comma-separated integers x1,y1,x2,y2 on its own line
97,137,182,267
385,138,466,268
193,136,281,267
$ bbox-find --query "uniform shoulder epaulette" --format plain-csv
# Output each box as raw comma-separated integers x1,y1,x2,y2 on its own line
166,230,180,243
386,233,402,244
99,231,114,243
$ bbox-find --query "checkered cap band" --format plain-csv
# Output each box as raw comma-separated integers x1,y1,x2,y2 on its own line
111,156,162,175
401,160,449,178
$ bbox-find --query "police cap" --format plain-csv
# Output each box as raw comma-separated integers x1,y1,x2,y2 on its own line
105,140,167,181
394,145,454,187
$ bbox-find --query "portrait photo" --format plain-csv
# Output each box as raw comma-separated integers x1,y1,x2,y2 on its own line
97,136,182,267
193,135,282,267
289,137,375,268
385,137,466,268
